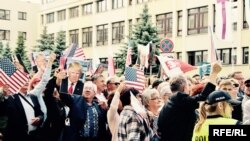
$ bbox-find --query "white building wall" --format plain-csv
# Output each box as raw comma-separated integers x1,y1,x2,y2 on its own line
0,0,39,53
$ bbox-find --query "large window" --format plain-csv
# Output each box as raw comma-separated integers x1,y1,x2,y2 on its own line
97,24,108,46
18,31,27,40
69,6,79,18
82,27,92,47
128,19,132,37
97,0,107,13
0,9,10,20
188,6,208,35
187,50,208,66
217,48,236,65
177,11,182,36
112,0,124,9
69,29,79,44
46,12,54,23
177,52,182,60
82,3,92,15
156,13,173,38
57,10,66,21
18,12,27,20
243,47,249,64
112,21,124,44
0,30,10,40
243,0,249,28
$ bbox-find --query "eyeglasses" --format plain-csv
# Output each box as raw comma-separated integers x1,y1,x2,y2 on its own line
245,83,250,87
150,97,161,100
110,82,120,86
233,83,239,88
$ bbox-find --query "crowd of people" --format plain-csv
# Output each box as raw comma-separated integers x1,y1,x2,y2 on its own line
0,52,250,141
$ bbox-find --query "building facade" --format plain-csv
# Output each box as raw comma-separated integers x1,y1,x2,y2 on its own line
0,0,39,51
41,0,249,75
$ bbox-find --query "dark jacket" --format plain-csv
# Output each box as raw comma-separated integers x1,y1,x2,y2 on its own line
5,94,44,141
157,82,215,141
59,93,108,141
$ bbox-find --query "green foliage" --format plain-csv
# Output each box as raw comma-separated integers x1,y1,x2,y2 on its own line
116,4,161,73
53,31,66,69
14,34,31,71
36,26,54,51
2,42,12,59
0,41,3,57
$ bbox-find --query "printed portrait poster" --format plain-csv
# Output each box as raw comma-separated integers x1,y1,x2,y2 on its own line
59,57,90,94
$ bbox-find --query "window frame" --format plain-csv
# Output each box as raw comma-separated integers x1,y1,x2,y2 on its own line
82,27,93,47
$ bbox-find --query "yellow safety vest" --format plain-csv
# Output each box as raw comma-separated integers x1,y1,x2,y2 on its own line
192,117,238,141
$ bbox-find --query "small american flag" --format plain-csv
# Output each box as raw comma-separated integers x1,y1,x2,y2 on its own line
0,58,29,93
125,67,145,93
64,44,85,59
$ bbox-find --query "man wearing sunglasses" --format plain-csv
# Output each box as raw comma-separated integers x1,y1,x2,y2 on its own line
106,76,120,95
242,78,250,124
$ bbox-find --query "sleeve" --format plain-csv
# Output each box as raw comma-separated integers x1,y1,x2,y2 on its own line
29,66,52,96
192,82,216,101
107,91,120,134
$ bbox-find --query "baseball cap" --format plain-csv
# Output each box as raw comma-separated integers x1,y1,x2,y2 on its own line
206,90,241,106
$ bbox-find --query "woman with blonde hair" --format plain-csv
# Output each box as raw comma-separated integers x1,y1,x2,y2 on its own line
142,88,163,141
192,90,241,141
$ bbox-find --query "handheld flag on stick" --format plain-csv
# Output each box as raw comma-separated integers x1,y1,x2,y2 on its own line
0,58,29,93
125,67,145,93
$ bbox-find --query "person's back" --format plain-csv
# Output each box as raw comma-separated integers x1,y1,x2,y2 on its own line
192,116,240,141
158,92,199,141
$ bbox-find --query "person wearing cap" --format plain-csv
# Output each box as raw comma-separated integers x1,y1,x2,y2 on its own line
157,62,221,141
192,90,242,141
106,76,120,95
242,78,250,124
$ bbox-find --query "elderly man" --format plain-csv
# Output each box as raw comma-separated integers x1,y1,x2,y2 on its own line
58,81,108,141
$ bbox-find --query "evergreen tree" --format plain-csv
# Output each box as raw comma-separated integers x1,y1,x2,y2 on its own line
116,4,160,73
14,34,31,71
36,26,54,51
2,42,12,59
0,41,3,57
53,31,66,68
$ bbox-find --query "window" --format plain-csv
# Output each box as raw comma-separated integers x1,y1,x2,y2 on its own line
18,12,27,20
213,4,216,32
97,24,108,46
82,27,92,47
57,10,66,21
46,12,54,23
129,19,132,36
243,0,249,28
188,6,208,35
82,3,92,15
129,0,132,5
136,0,151,4
69,29,79,44
69,6,79,18
0,9,10,20
217,48,235,65
41,15,44,24
0,30,10,40
99,57,108,64
112,21,124,44
156,13,173,38
18,31,27,40
177,52,182,60
97,0,107,13
113,0,124,9
177,11,182,36
187,50,208,66
243,47,249,64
